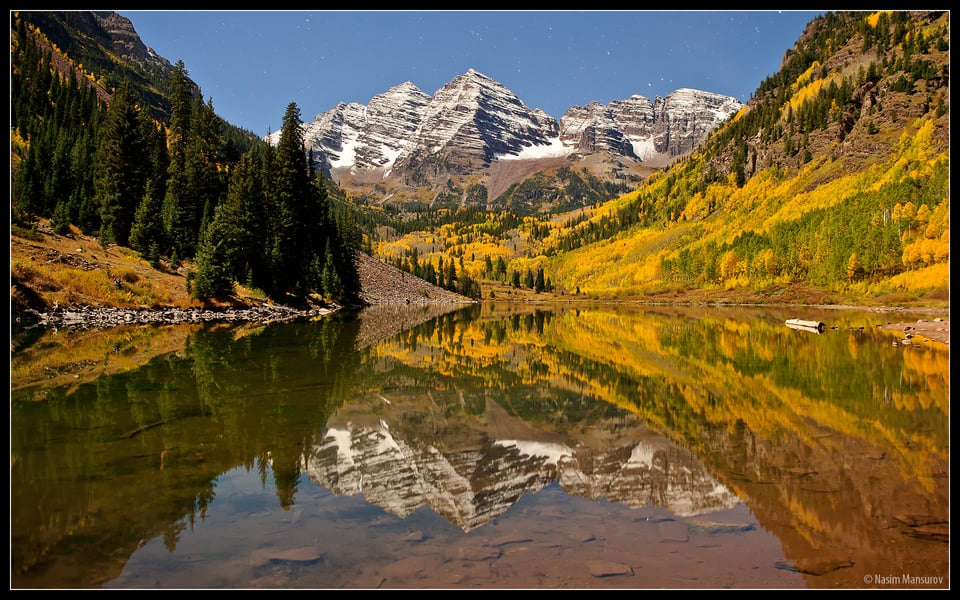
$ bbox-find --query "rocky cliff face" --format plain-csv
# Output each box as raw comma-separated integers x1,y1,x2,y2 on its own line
92,11,171,70
652,88,745,160
394,69,560,172
293,82,433,175
277,69,741,204
559,89,744,166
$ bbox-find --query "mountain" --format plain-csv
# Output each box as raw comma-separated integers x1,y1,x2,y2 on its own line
13,10,269,146
559,89,745,166
363,10,949,307
269,69,742,211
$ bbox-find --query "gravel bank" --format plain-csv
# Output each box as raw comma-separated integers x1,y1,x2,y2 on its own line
354,252,474,306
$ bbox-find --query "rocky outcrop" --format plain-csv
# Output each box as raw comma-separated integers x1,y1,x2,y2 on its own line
393,69,559,170
93,11,170,69
652,88,744,157
280,82,434,175
353,82,432,173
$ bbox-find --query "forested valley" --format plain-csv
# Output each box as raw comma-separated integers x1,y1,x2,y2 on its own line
10,11,951,311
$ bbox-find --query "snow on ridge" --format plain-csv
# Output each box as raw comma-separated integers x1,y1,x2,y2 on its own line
629,136,658,162
330,130,360,169
495,136,570,161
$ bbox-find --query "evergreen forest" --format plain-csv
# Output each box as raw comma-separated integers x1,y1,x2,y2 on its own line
11,14,362,306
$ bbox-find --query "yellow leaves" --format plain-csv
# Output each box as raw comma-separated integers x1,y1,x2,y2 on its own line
792,61,821,93
723,275,750,291
11,127,28,154
789,76,826,115
681,193,710,221
757,248,777,277
718,250,739,279
846,252,861,281
884,262,950,292
865,11,887,28
728,104,748,123
901,236,949,268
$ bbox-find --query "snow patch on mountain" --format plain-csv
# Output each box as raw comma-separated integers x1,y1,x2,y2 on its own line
495,137,569,161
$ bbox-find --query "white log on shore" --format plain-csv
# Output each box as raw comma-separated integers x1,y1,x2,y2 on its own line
785,318,825,333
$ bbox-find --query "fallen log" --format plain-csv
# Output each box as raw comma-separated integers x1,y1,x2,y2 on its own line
786,318,825,333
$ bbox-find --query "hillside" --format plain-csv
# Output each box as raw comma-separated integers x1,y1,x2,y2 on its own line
354,252,472,305
538,10,951,306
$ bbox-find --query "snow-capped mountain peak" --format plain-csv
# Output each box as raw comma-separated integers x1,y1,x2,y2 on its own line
267,70,741,199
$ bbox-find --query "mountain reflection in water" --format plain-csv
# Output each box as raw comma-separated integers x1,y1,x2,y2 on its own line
10,303,949,589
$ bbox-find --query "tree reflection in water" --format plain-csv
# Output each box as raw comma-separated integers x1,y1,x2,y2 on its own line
10,303,949,588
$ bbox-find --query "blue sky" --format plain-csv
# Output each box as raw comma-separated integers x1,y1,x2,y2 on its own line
120,10,823,137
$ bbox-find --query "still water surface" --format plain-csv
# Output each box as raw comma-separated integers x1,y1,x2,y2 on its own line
10,303,949,589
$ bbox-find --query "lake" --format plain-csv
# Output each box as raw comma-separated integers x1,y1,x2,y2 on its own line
10,302,949,589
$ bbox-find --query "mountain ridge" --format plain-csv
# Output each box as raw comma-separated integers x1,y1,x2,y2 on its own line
268,68,743,210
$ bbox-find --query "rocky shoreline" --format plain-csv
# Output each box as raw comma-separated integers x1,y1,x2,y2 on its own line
13,303,339,330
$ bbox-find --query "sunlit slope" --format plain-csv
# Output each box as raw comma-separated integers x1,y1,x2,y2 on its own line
546,113,949,301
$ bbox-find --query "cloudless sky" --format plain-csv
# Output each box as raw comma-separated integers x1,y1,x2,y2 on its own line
120,10,823,138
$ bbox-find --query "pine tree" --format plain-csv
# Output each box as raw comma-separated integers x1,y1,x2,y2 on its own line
320,241,343,300
194,151,268,298
49,200,72,235
269,102,316,299
12,140,44,223
524,268,535,289
495,256,507,280
94,79,148,247
129,180,165,266
185,97,225,253
193,216,234,300
164,60,194,259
